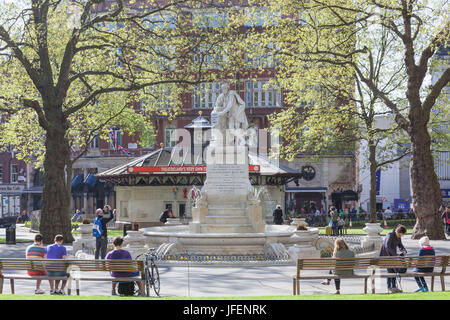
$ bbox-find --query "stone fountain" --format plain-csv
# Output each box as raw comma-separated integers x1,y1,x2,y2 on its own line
139,81,320,260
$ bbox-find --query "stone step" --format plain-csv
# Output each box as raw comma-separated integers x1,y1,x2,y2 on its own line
207,202,247,209
204,215,250,224
207,208,247,216
200,224,254,233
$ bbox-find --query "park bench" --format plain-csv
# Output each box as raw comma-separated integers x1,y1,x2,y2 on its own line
374,255,449,293
293,257,374,295
293,255,450,295
0,258,145,296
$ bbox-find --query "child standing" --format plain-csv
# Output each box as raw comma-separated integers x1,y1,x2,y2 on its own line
413,236,435,292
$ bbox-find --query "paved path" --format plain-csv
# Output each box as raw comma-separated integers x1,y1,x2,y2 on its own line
0,227,449,297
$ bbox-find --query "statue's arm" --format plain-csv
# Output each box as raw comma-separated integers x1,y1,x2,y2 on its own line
213,94,224,112
233,91,245,106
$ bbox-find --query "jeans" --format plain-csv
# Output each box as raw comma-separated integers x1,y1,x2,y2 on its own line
327,270,341,290
95,236,108,259
386,268,397,288
415,277,428,289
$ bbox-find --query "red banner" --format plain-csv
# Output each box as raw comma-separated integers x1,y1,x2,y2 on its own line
127,165,260,173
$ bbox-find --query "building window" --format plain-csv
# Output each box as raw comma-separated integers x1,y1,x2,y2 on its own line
193,82,221,109
142,84,174,110
144,12,177,30
193,11,228,28
90,135,99,149
109,128,122,150
194,44,227,70
11,164,18,183
245,43,278,69
0,165,2,182
245,80,281,108
244,8,281,27
150,45,176,71
165,126,177,147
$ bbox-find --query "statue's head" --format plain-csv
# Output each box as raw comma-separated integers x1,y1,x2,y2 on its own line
221,82,230,93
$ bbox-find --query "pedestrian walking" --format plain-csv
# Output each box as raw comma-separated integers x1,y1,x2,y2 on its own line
413,236,435,292
379,224,407,293
273,205,284,225
320,238,355,294
46,234,67,295
71,209,82,222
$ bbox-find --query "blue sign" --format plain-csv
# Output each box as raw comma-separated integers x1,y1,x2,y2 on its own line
394,199,410,212
375,169,381,196
441,189,450,199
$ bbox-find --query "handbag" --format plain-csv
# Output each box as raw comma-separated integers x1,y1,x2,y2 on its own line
395,253,407,273
446,218,450,225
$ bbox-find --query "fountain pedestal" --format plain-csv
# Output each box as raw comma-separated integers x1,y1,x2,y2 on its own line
72,223,95,255
287,228,321,261
189,145,264,234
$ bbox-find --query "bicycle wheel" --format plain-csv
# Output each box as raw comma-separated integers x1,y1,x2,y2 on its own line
151,262,160,296
144,266,151,297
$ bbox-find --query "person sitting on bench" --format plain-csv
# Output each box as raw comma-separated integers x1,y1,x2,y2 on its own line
106,236,144,296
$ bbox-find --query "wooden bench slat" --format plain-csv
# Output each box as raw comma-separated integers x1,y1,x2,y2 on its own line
0,258,146,296
293,255,450,296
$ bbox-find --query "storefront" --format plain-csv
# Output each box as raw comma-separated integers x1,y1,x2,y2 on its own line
0,184,25,217
285,187,328,213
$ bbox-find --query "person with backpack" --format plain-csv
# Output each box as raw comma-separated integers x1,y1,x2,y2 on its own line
379,224,407,293
93,208,115,259
106,236,144,296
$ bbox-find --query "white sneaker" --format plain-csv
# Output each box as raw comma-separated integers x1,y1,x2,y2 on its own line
57,289,65,295
35,289,45,294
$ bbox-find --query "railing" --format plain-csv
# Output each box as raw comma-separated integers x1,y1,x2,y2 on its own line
320,243,376,258
154,252,293,265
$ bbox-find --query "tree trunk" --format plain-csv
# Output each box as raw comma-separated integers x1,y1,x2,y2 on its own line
40,105,74,244
409,120,445,240
368,144,378,222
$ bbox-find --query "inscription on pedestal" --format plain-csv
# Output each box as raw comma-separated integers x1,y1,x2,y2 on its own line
207,164,248,195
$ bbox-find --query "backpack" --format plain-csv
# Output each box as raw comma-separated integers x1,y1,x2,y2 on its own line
118,281,135,296
92,217,103,238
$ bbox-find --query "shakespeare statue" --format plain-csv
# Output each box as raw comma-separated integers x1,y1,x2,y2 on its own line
211,82,249,146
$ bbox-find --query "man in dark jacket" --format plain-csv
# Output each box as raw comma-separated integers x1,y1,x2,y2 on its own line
441,205,450,236
94,206,115,259
273,205,283,225
379,224,407,293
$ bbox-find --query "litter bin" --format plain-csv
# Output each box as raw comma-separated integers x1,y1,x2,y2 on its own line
325,226,332,236
123,223,132,237
6,227,16,245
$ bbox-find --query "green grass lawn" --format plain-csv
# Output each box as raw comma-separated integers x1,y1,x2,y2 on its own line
318,228,413,235
72,229,123,237
0,291,448,300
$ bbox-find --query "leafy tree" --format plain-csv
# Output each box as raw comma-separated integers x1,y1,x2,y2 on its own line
248,0,449,239
0,0,225,243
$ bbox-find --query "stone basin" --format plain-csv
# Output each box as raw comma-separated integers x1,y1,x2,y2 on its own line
140,224,319,256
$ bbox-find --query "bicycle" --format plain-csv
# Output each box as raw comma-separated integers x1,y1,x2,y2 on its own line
136,248,160,297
